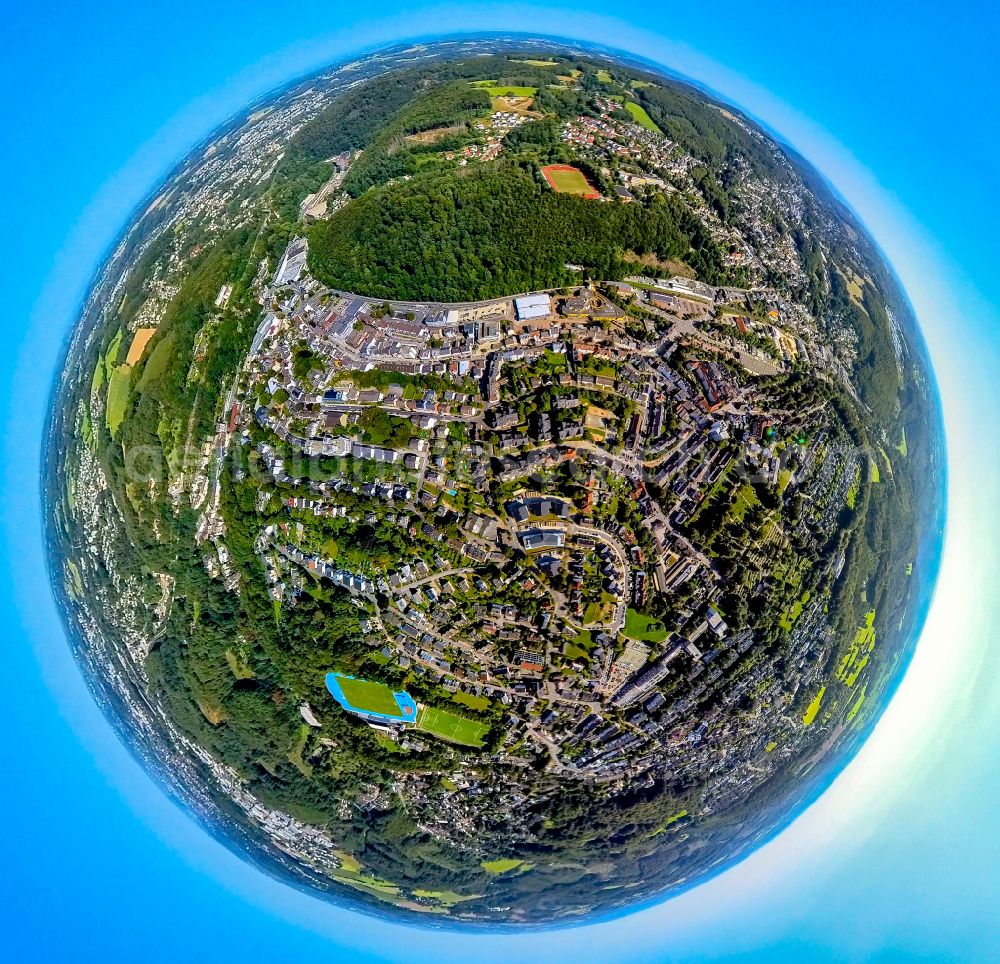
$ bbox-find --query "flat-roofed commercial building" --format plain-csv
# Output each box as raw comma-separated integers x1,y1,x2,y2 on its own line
515,294,552,321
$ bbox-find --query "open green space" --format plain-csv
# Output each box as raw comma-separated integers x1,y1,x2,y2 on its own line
845,467,861,509
451,690,491,712
566,628,595,660
335,850,362,873
413,888,481,905
878,445,894,479
802,686,826,726
225,649,254,680
331,868,403,901
624,101,662,133
536,349,569,374
837,609,876,687
623,608,668,643
104,328,123,374
80,405,94,450
417,705,488,747
779,591,811,632
91,354,106,396
730,482,761,522
582,591,616,626
287,724,313,777
374,733,409,754
481,857,529,874
650,810,689,835
846,684,868,723
105,365,133,433
65,559,84,600
137,331,176,392
471,81,537,98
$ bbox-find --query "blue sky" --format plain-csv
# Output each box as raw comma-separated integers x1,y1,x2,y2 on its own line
3,2,1000,961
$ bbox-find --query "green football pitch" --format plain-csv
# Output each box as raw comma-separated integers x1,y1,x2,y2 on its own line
417,706,488,747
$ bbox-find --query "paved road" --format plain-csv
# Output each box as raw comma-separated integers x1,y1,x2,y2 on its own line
393,567,474,591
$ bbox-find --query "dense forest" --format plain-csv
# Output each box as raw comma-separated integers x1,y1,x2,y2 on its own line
309,163,728,301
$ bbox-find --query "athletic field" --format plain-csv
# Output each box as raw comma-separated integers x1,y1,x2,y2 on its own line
417,705,488,747
540,164,600,199
326,673,417,721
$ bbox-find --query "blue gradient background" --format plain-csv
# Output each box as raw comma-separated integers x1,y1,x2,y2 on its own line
3,3,999,961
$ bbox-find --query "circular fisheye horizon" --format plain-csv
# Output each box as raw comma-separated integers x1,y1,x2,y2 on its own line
45,35,944,926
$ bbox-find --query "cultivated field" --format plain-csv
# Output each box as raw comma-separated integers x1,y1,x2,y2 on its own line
125,327,157,365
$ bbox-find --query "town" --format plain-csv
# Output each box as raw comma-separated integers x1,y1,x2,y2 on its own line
52,41,925,922
195,223,859,808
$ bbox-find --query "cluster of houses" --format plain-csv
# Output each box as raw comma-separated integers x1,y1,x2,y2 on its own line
221,229,853,789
